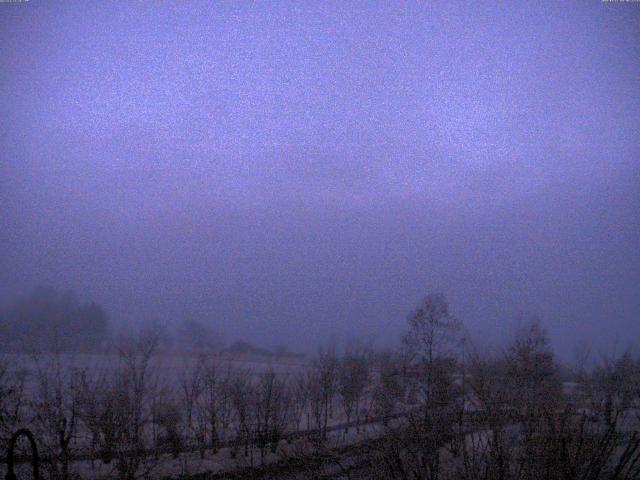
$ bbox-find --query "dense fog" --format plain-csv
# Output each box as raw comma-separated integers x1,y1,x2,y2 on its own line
1,3,640,479
2,2,639,356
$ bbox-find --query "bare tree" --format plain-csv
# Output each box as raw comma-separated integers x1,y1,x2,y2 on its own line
506,317,562,438
451,328,640,480
589,350,640,423
457,349,520,480
197,360,234,455
309,347,338,441
289,370,310,432
178,355,204,450
338,348,370,433
372,352,404,424
152,392,183,459
252,369,291,462
31,354,85,480
402,294,462,409
229,368,254,461
80,329,163,480
403,294,461,365
0,358,26,456
368,294,462,479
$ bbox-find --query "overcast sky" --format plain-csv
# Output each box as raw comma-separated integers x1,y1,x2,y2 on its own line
1,1,639,356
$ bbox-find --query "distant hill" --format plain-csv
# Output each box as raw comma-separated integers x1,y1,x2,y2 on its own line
225,340,273,357
223,340,306,360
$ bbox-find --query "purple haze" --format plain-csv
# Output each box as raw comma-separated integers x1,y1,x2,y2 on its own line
1,1,639,356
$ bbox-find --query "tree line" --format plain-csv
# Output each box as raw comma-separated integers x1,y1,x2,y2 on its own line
0,292,639,480
0,286,109,352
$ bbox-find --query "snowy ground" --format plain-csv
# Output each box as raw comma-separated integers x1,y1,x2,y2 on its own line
0,352,384,479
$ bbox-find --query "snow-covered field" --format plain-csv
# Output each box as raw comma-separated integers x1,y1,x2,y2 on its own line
0,351,383,479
